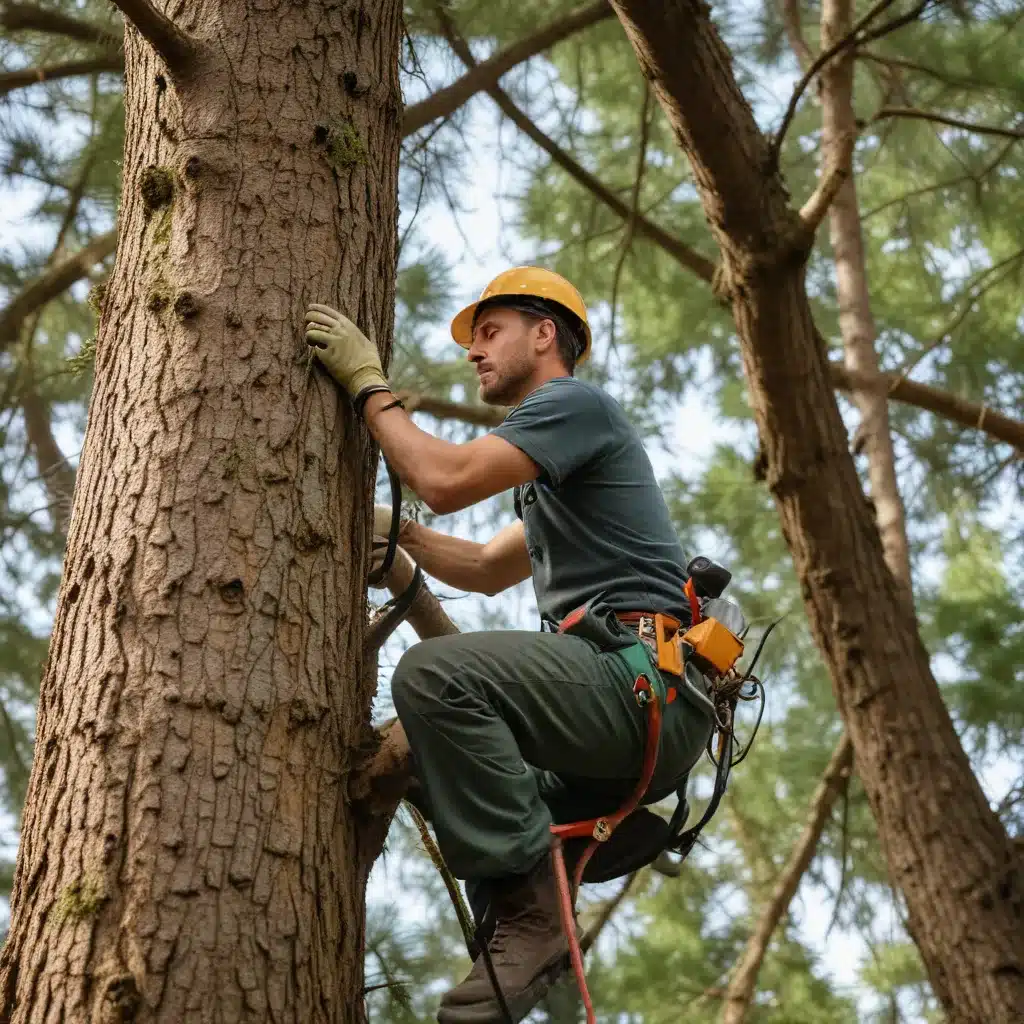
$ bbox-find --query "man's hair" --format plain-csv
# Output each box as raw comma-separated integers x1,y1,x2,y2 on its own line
473,296,587,374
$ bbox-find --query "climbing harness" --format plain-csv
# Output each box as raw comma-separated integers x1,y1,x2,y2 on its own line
542,557,772,1024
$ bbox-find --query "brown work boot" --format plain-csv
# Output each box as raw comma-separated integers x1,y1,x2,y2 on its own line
437,855,575,1023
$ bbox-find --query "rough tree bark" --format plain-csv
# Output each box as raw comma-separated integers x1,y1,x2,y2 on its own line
0,1,402,1021
608,1,1024,1021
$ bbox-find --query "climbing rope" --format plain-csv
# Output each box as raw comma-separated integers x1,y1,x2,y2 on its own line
406,801,515,1024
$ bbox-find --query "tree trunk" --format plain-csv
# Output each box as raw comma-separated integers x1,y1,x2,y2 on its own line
608,2,1024,1020
819,0,913,599
722,2,918,1017
0,2,402,1021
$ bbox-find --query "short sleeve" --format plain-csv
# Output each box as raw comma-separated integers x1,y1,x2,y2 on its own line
491,379,612,487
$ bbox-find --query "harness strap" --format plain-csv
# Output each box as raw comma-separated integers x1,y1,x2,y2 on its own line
549,612,668,1024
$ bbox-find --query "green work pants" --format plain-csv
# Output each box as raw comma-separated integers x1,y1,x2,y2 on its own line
391,629,714,881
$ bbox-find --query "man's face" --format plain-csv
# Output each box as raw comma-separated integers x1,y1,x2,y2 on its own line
467,307,538,405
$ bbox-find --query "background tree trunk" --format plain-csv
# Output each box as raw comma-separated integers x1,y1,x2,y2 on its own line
722,0,918,1016
608,1,1024,1020
820,0,913,600
0,2,402,1021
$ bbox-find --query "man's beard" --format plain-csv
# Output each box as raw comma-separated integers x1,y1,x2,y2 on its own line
479,358,532,406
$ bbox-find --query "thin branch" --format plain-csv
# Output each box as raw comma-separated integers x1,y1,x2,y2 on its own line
381,546,459,642
21,378,76,536
891,248,1024,383
832,362,1024,453
0,700,29,782
824,780,852,937
408,802,478,954
0,3,119,45
871,106,1024,142
432,0,717,283
0,229,117,358
720,734,854,1024
109,0,195,74
770,0,934,164
855,0,939,48
857,50,1010,93
779,0,813,69
608,83,652,354
580,870,638,954
798,135,853,232
397,390,506,428
0,55,123,97
403,0,612,136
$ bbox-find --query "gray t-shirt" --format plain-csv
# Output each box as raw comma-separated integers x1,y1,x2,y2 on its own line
492,377,689,626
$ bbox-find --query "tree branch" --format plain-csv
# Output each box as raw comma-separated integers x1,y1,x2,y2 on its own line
871,106,1024,141
0,3,119,45
778,0,813,69
397,390,506,428
349,717,413,819
0,55,123,97
403,0,612,137
0,229,116,358
580,870,638,954
831,363,1024,453
364,545,460,656
857,51,1011,93
770,0,934,164
798,138,852,232
109,0,195,74
720,734,853,1024
432,0,717,283
21,377,76,536
819,0,915,597
350,549,460,825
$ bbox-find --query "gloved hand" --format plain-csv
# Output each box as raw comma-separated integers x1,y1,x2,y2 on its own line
304,303,387,401
373,503,393,538
369,503,400,577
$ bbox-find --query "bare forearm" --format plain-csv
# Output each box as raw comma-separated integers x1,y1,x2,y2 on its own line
362,391,536,515
364,396,468,512
398,520,491,593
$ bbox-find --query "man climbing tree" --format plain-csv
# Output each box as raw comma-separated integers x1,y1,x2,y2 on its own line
0,1,402,1020
304,266,737,1022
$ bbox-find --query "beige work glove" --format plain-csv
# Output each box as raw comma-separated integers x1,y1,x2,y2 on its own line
304,303,387,402
369,503,398,577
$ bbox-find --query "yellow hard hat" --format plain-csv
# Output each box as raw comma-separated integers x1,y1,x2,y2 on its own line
450,266,592,364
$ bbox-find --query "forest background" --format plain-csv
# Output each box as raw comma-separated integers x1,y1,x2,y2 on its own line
0,0,1021,1021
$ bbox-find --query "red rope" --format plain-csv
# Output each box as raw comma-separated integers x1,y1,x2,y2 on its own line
549,679,663,1023
551,838,596,1023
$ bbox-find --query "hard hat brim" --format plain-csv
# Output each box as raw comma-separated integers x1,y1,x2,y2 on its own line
450,300,479,348
450,295,592,362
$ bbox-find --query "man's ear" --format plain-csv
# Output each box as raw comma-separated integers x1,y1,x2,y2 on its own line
534,317,558,357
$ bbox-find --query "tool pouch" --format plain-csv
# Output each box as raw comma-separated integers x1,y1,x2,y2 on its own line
557,599,669,705
556,598,637,651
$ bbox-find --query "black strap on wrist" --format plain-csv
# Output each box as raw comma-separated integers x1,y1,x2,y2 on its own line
376,397,405,414
353,386,393,418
